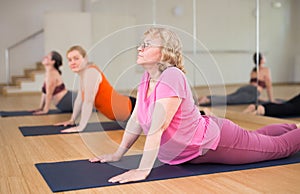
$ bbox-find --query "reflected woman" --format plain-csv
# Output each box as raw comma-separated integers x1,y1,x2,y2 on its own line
198,52,274,106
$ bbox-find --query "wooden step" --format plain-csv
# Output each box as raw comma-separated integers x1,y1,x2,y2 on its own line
3,71,44,96
0,83,9,95
36,62,44,70
2,86,41,96
2,83,42,96
0,61,45,96
24,69,45,79
2,85,21,95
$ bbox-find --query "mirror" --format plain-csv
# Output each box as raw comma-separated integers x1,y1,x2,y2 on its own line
259,0,299,103
83,0,259,157
88,0,257,110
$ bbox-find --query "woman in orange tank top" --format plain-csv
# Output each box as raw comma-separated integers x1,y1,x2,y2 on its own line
55,45,136,133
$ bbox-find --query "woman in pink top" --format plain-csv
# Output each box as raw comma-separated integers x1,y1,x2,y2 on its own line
89,27,300,184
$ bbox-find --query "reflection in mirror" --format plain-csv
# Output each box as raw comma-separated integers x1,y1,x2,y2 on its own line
195,0,257,117
255,0,300,115
82,0,267,159
89,0,259,116
255,0,260,111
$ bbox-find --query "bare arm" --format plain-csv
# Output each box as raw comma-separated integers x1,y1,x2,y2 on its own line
109,97,182,183
33,75,56,114
77,68,101,131
39,94,46,110
31,93,45,112
90,95,142,162
61,68,101,132
43,76,56,113
70,89,82,123
264,68,274,102
109,108,143,160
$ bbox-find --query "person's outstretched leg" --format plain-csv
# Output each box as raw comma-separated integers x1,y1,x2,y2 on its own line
225,85,257,105
243,104,257,114
189,119,300,164
253,123,298,136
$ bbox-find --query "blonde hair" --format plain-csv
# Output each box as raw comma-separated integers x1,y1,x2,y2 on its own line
143,27,185,73
66,45,87,58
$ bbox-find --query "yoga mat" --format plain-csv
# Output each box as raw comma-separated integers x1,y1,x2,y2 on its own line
276,115,300,119
19,121,126,136
36,152,300,192
0,109,71,117
200,99,286,107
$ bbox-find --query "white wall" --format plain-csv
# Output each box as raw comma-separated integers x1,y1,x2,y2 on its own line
292,0,300,54
195,0,256,86
87,0,299,88
0,0,82,83
260,0,294,83
90,13,138,92
291,0,300,82
88,0,256,88
44,12,92,89
0,0,299,89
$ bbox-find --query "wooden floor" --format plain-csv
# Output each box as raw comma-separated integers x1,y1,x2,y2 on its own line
0,84,299,193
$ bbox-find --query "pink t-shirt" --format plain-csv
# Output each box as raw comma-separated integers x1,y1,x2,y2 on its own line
137,67,221,165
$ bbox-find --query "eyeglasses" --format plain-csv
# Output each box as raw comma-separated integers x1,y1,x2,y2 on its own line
137,42,152,49
137,42,162,49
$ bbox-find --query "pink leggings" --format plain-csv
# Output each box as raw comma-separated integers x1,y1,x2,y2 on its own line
190,118,300,164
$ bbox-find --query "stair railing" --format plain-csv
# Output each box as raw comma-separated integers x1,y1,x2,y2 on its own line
5,29,44,85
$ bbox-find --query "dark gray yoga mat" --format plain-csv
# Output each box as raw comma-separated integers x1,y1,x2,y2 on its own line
19,121,126,136
36,152,300,192
0,109,71,117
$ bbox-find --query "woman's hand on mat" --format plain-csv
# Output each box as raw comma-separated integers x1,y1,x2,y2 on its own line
54,119,75,127
29,108,42,112
60,126,82,133
108,169,150,183
89,153,121,163
32,109,48,115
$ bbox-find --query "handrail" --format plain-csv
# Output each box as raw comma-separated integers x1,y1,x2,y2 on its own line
183,50,253,54
5,29,44,84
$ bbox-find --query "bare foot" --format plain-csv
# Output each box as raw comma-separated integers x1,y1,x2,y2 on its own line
198,96,210,105
256,105,265,115
202,107,215,116
296,123,300,128
89,157,101,163
243,104,256,114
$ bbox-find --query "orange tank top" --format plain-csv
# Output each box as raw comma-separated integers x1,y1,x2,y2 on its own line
82,65,132,121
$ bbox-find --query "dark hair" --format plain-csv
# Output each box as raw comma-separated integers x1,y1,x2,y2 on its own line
51,51,63,75
252,52,263,72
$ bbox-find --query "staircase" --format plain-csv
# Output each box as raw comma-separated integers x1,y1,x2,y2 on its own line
1,62,45,95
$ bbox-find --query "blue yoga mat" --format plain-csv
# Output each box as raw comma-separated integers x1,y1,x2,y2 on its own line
19,121,126,136
36,152,300,192
0,109,71,117
275,115,300,119
200,98,286,107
